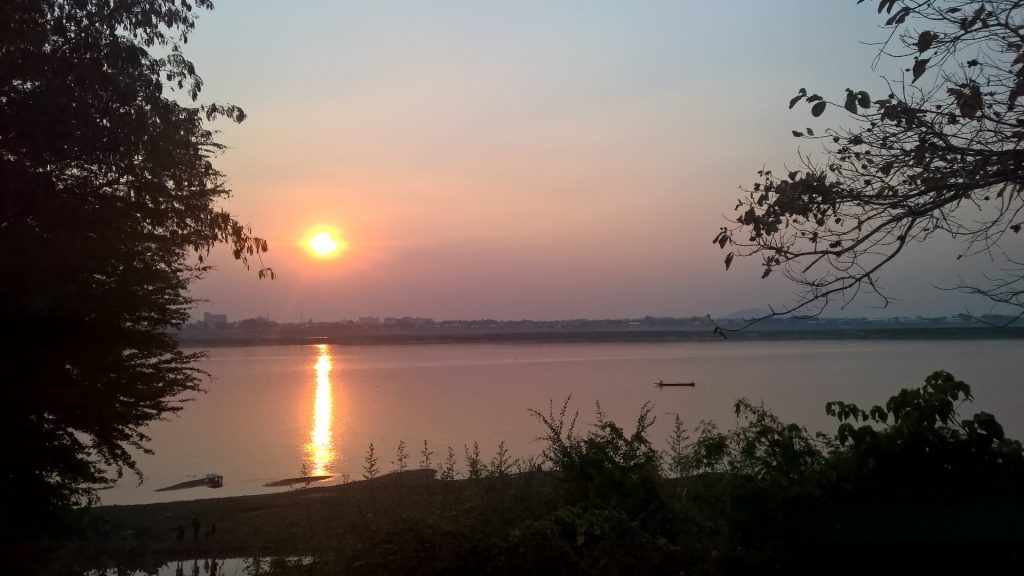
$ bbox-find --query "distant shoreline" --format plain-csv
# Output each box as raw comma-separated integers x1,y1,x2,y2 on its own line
176,326,1024,348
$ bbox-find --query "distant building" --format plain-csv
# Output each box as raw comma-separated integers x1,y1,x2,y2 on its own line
203,312,228,328
237,316,271,330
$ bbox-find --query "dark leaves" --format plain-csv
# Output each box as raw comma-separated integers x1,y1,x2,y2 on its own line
844,91,858,114
885,7,912,26
912,58,929,82
0,0,272,521
732,0,1024,320
960,6,987,31
948,84,984,118
1009,76,1024,110
972,412,1005,441
713,229,730,249
916,30,936,53
789,87,808,109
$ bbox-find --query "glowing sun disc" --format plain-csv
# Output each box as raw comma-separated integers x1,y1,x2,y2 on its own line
309,232,339,256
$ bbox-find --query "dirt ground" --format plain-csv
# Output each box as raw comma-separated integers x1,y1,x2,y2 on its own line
67,469,556,572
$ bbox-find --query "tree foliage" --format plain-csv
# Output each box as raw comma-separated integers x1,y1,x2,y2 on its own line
530,400,680,570
526,373,1024,572
680,370,1024,572
717,0,1024,323
0,0,269,536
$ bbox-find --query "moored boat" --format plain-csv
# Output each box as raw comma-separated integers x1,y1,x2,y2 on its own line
155,473,223,492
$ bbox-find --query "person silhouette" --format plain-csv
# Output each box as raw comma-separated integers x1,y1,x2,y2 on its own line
192,517,200,543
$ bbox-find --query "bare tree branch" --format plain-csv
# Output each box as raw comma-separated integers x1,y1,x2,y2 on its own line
717,0,1024,331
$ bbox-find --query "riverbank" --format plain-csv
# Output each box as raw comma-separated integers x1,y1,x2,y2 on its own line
55,469,561,574
41,464,1024,576
27,385,1024,576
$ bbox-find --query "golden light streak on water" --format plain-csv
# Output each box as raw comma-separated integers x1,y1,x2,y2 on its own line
305,344,335,475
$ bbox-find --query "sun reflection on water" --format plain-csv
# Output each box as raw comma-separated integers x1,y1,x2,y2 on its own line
305,344,336,475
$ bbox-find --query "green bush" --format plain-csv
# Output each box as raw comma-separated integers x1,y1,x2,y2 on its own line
681,370,1024,573
531,400,684,570
526,372,1024,573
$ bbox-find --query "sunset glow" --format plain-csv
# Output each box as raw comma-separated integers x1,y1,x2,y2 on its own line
304,228,347,259
187,2,969,321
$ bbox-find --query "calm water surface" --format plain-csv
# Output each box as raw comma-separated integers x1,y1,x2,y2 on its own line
102,340,1024,505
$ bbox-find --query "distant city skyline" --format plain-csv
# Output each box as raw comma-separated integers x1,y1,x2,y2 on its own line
189,308,1006,325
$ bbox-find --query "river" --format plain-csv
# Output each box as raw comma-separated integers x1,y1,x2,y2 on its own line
101,339,1024,505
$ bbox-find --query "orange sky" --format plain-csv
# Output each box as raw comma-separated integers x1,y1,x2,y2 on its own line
182,1,1005,322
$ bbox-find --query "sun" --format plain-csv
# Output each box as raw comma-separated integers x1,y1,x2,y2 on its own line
310,232,338,256
304,227,348,259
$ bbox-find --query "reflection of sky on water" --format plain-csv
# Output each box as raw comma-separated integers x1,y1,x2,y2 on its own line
99,341,1024,505
305,344,335,475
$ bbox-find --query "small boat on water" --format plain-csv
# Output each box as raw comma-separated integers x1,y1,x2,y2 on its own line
655,380,695,388
263,475,334,487
155,473,223,492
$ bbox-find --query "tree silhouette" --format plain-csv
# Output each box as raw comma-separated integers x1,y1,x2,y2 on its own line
0,0,269,537
717,0,1024,325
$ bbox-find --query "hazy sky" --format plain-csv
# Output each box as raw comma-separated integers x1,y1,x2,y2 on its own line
181,1,1009,322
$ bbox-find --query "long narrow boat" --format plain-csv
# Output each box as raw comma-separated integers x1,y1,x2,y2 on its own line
263,475,334,487
654,380,695,388
155,473,223,491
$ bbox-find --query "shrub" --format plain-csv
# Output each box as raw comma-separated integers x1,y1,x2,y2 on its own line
419,440,433,470
464,442,486,480
440,446,457,480
489,441,512,478
362,443,379,480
